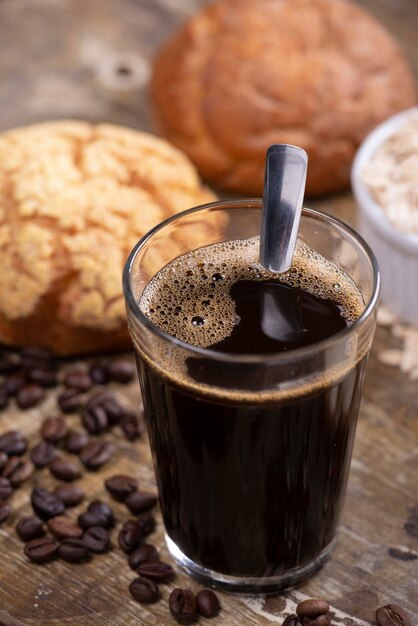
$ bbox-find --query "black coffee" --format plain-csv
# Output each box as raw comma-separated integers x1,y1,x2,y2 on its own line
137,237,366,577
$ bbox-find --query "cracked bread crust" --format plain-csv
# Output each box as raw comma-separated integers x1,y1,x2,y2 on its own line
151,0,417,197
0,120,216,355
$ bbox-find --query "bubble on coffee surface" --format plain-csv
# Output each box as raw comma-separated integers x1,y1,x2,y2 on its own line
140,237,365,349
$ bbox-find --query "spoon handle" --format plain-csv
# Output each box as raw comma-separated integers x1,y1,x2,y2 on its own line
259,144,308,273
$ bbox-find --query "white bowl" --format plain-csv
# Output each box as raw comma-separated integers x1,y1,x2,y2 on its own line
351,107,418,324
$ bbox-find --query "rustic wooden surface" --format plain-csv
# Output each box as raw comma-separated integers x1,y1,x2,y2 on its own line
0,0,417,624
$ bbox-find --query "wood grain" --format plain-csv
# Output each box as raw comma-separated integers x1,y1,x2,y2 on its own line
0,0,417,623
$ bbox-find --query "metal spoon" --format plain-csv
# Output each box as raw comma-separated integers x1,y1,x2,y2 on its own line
259,144,308,273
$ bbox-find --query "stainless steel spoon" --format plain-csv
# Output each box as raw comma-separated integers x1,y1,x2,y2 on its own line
259,144,308,273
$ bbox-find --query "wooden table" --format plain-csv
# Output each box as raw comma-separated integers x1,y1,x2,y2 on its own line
0,0,417,624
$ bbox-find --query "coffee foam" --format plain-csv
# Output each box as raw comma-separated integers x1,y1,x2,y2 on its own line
140,237,364,349
135,237,370,403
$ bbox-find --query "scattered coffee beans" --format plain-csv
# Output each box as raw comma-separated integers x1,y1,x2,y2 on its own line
119,519,142,553
41,416,68,444
59,538,90,563
376,605,411,626
129,544,159,570
125,491,157,515
49,457,82,482
80,441,114,470
31,487,65,520
24,536,58,563
2,456,20,479
169,588,197,625
53,484,84,508
17,384,45,409
48,516,84,540
58,389,83,413
105,475,137,501
107,359,135,384
196,589,221,618
65,431,90,455
129,576,160,604
137,561,175,583
296,599,330,618
83,526,110,553
16,516,45,542
30,440,56,468
0,431,27,456
0,385,8,410
78,510,109,530
0,500,11,524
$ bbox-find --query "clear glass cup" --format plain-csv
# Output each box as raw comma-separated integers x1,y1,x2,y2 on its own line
123,199,380,593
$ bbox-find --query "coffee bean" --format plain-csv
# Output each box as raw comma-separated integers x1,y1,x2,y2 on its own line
376,605,411,626
0,356,19,374
283,615,303,626
101,397,125,425
40,416,68,444
5,372,26,396
129,544,159,570
58,537,90,563
8,459,34,487
78,511,107,530
65,431,90,455
17,384,45,409
118,519,142,553
31,487,65,519
129,576,160,604
0,451,8,471
48,516,84,540
0,477,13,500
24,536,59,563
64,371,93,392
53,484,84,508
136,561,175,582
0,500,11,524
120,412,143,441
86,390,113,407
16,516,45,542
80,440,114,470
125,491,157,515
2,456,20,478
27,368,58,388
83,526,110,553
58,389,83,414
49,457,82,482
0,431,27,456
82,405,109,435
311,615,331,626
137,511,156,536
30,440,56,468
169,588,197,625
107,359,135,384
0,385,8,410
89,364,108,385
296,599,330,618
105,475,137,501
21,345,55,362
87,500,115,526
196,589,221,618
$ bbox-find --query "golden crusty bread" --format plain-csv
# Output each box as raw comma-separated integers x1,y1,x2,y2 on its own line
151,0,417,196
0,120,216,355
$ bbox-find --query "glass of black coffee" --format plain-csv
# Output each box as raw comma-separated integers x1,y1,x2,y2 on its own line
123,200,379,592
